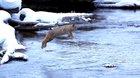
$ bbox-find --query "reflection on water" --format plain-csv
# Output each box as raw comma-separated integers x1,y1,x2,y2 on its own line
0,9,140,78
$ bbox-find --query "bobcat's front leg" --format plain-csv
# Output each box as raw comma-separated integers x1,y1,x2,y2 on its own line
67,32,73,39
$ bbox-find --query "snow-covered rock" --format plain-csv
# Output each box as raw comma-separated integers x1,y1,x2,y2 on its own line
95,0,140,8
115,0,140,6
18,8,37,21
14,8,92,25
0,10,26,64
0,0,22,9
0,10,11,23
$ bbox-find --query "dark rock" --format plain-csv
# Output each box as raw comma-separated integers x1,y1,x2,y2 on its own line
0,7,20,13
103,63,117,68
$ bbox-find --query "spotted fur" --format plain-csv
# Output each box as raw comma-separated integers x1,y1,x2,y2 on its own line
41,24,76,49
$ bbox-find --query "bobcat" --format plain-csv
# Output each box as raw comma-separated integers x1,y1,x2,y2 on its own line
41,24,76,49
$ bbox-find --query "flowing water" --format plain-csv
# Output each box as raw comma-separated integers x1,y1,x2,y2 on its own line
0,9,140,78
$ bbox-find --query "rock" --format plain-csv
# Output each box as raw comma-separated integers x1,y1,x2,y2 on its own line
103,63,117,68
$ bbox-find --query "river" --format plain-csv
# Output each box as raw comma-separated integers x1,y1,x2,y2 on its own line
0,9,140,78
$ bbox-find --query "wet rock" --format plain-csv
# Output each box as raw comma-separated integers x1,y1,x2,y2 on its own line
77,26,106,31
103,63,117,68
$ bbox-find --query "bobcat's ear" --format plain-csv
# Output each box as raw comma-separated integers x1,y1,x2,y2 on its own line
72,24,76,29
72,24,75,27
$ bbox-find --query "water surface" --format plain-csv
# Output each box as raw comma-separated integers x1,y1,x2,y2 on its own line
0,9,140,78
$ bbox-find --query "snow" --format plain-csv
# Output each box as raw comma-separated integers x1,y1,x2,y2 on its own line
0,10,26,51
0,10,26,64
0,10,11,23
98,0,119,2
13,8,92,25
96,0,140,7
35,11,92,24
15,8,37,22
0,0,21,9
115,0,140,6
101,0,140,3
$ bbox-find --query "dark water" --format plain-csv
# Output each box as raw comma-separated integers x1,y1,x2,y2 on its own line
22,0,94,12
0,9,140,78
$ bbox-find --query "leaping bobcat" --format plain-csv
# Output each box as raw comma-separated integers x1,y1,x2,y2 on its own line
41,24,76,49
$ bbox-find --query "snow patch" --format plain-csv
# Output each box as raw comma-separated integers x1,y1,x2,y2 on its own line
14,8,92,25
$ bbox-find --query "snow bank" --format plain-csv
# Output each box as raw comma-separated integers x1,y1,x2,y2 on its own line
13,8,92,25
0,10,26,64
0,0,22,9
